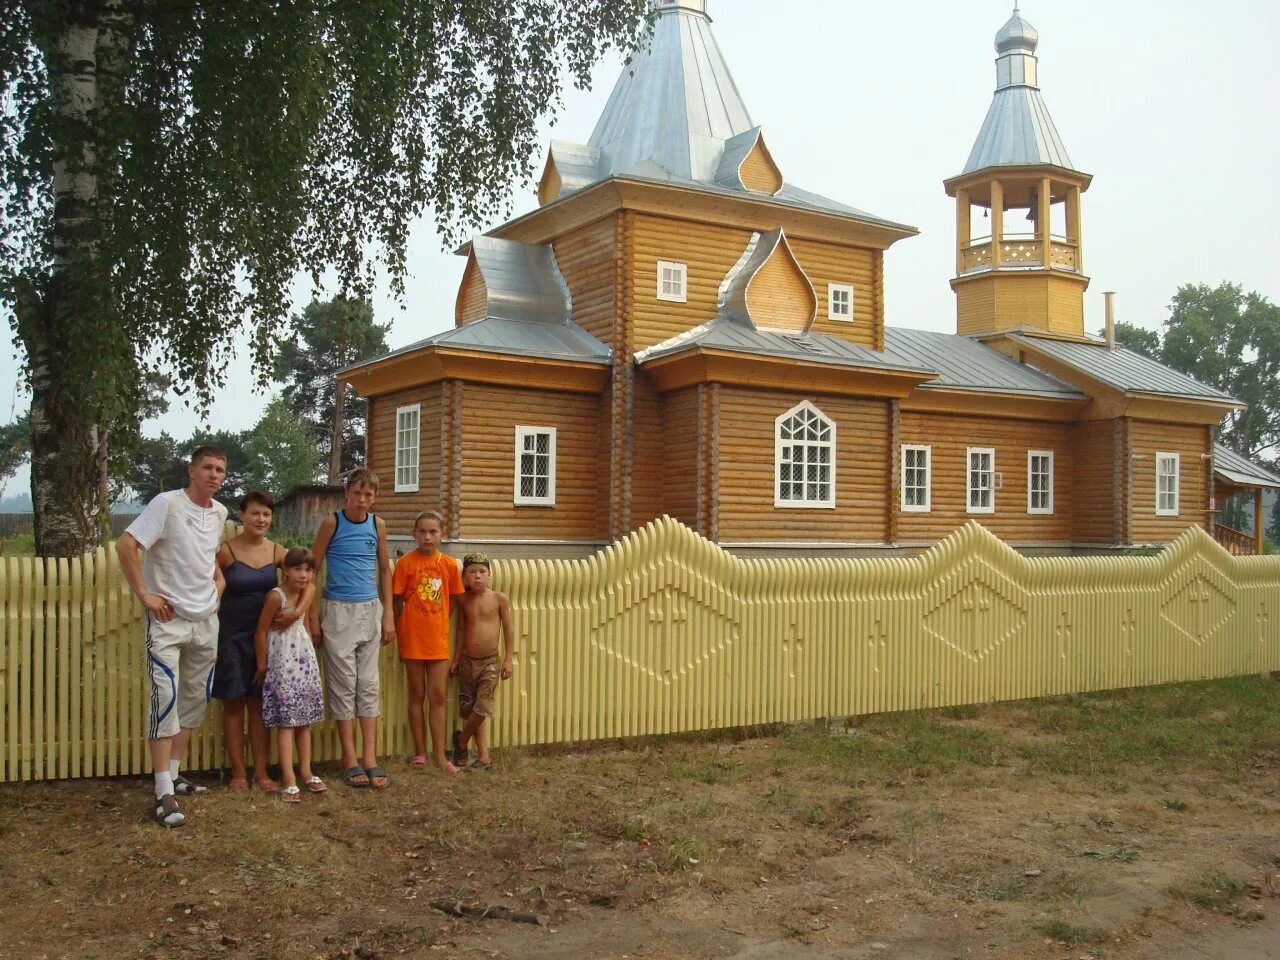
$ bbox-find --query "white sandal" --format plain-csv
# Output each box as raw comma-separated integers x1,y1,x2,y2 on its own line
281,785,301,803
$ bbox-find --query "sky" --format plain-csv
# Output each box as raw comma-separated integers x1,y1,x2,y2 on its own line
2,0,1278,500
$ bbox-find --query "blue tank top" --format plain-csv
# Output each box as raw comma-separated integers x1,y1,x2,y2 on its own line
325,511,379,602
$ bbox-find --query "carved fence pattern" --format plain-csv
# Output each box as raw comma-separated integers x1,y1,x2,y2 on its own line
1,518,1277,782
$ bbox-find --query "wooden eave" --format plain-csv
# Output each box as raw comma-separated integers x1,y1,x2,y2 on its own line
639,348,936,397
950,269,1092,293
996,337,1243,425
900,387,1088,422
943,163,1094,203
339,346,608,398
466,176,917,254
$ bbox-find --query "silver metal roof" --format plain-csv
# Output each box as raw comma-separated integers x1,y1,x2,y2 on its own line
714,127,764,191
995,9,1039,54
962,11,1076,174
1008,333,1240,403
622,167,914,232
1213,444,1280,490
882,328,1084,398
470,236,572,326
635,319,935,377
546,141,603,196
535,2,909,232
635,321,1083,400
589,0,753,185
427,316,610,364
341,237,609,373
340,316,611,375
713,228,816,329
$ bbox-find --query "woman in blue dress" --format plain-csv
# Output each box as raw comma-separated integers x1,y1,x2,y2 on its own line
213,491,313,790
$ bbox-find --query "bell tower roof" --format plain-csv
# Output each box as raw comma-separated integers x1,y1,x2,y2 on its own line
962,6,1076,174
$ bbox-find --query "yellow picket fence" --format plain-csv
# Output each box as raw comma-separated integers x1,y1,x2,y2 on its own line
1,518,1278,783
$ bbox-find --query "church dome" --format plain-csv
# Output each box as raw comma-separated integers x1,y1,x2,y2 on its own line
994,9,1039,55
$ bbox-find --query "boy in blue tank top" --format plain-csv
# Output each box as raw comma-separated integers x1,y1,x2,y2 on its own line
307,468,395,788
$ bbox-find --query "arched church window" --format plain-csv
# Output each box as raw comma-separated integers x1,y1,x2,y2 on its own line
774,402,836,509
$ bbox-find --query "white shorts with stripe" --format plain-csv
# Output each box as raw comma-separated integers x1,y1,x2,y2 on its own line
146,613,219,740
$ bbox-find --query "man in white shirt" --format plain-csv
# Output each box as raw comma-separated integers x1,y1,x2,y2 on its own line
117,446,229,827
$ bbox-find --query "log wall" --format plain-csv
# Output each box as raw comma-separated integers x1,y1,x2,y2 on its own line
1129,419,1212,543
897,411,1075,544
366,383,445,535
788,236,877,346
455,258,487,325
715,388,890,543
553,215,619,346
1071,419,1118,545
457,383,601,541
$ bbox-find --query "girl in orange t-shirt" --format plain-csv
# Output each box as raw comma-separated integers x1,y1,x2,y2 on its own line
392,511,464,773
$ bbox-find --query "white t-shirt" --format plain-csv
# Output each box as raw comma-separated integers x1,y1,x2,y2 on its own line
125,489,228,621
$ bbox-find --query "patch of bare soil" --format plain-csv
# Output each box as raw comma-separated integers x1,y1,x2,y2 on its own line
1,679,1277,960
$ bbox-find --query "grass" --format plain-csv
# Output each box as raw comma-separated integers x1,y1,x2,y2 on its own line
1033,918,1107,946
0,532,35,555
1170,874,1266,920
777,675,1280,785
1,675,1277,960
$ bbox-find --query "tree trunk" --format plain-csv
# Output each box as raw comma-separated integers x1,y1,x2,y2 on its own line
23,6,111,556
28,317,109,557
327,377,347,484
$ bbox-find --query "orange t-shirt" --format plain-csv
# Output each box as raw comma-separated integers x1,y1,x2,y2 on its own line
392,550,463,661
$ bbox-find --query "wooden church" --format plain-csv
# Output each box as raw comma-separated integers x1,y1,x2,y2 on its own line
342,0,1279,558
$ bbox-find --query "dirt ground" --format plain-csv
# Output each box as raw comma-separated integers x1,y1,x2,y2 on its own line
1,676,1278,960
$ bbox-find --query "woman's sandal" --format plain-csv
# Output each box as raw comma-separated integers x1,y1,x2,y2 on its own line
281,785,302,803
254,778,280,793
408,754,427,767
341,765,370,788
227,778,249,792
305,776,328,794
366,766,391,789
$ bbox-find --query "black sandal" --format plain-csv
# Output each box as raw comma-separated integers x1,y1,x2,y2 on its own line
154,794,185,828
172,774,206,796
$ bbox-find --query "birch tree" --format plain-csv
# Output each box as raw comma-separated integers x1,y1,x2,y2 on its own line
0,0,648,555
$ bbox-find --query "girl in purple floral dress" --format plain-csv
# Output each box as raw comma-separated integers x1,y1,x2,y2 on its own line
253,547,326,801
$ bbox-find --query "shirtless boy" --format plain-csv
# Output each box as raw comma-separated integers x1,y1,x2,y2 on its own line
449,553,515,771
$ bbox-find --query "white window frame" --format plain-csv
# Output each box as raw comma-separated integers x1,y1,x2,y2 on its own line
656,260,688,303
966,446,996,514
1156,452,1180,516
774,401,836,509
1027,450,1055,515
514,426,557,507
394,404,421,493
901,444,932,513
828,283,854,322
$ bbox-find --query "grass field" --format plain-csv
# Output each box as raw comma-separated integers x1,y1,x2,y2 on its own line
1,676,1277,959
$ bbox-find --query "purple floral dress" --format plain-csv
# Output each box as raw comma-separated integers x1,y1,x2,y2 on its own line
261,588,325,728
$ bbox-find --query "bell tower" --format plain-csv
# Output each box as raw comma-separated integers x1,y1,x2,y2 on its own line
944,7,1092,338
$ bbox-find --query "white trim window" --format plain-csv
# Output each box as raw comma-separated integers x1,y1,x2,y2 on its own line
656,260,688,303
514,426,557,506
828,283,854,322
1156,452,1180,516
1027,450,1054,514
966,447,995,514
394,404,421,492
901,444,931,513
775,402,836,508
